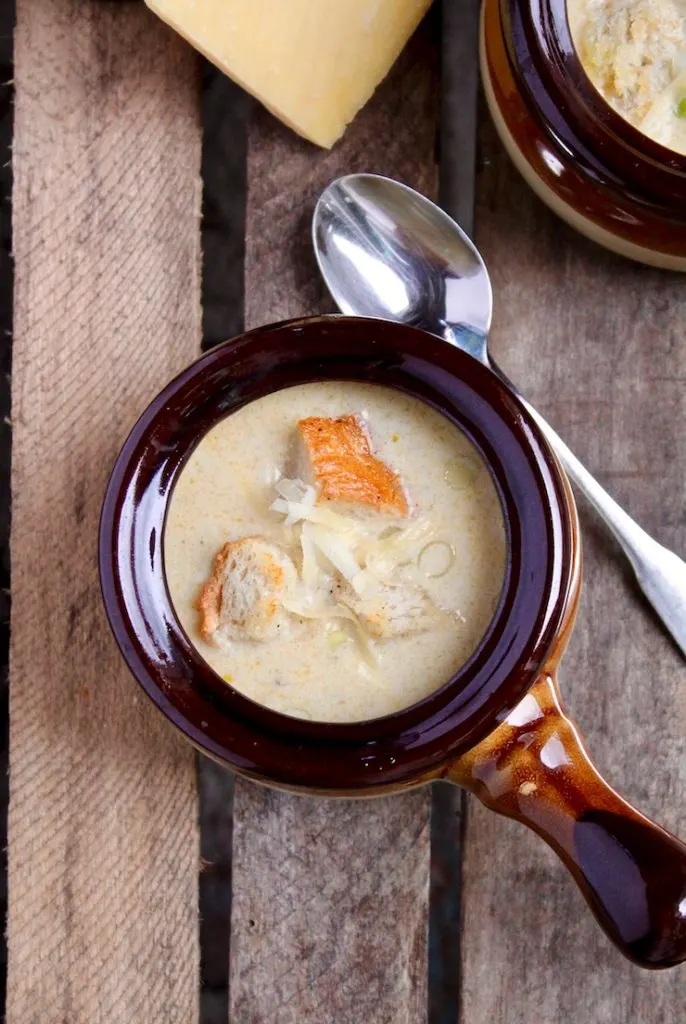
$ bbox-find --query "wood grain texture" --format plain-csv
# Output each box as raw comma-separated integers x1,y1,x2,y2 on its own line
242,18,439,331
230,18,439,1024
459,107,686,1023
9,3,202,1021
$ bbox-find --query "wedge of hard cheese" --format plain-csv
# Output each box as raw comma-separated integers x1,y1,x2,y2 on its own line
144,0,432,148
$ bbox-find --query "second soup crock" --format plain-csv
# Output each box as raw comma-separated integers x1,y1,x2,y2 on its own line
481,0,686,269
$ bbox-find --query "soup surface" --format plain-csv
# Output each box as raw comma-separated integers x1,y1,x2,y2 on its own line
568,0,686,154
164,382,506,722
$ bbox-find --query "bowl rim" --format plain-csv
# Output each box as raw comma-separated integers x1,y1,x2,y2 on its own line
99,315,577,792
507,0,686,188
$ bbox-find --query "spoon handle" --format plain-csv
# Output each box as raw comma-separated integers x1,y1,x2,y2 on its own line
520,397,686,658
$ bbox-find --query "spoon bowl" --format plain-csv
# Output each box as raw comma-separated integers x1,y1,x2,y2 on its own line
313,174,492,356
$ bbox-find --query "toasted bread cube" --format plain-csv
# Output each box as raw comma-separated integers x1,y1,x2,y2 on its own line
197,537,297,644
296,415,408,516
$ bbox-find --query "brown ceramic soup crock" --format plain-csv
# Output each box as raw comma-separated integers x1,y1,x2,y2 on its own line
480,0,686,269
99,316,686,968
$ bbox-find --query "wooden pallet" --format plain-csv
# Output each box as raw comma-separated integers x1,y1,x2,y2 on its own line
8,2,685,1022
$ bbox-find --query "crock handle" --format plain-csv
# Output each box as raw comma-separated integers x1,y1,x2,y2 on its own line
445,673,686,968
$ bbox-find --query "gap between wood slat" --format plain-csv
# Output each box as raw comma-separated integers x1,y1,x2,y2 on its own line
0,0,14,1011
198,61,249,1024
428,4,483,1024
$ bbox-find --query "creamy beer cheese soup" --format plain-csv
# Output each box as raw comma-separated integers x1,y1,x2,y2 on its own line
164,382,507,723
568,0,686,154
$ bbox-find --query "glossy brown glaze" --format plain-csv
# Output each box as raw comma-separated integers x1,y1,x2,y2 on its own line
100,314,686,967
99,315,574,792
448,672,686,968
481,0,686,264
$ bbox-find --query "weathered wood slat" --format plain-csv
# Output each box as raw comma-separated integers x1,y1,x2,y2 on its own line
460,109,686,1023
229,19,439,1024
8,3,202,1021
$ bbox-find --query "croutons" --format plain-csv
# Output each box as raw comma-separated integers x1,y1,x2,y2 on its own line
337,580,437,640
296,414,408,516
197,537,297,644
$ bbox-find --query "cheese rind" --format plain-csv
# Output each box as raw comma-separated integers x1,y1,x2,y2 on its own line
144,0,432,148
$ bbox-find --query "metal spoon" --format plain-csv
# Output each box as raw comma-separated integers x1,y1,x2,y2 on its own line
313,172,686,658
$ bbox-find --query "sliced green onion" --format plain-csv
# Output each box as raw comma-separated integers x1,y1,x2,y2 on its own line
443,455,480,490
417,540,455,578
327,629,347,650
676,96,686,119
